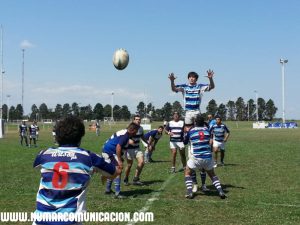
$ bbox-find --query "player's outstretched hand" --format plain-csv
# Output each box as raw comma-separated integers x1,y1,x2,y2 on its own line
168,73,176,81
206,69,214,78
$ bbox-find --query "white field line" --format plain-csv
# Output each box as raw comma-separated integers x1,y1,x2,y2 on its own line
126,173,175,225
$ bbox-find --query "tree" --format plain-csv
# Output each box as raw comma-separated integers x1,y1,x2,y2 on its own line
247,99,256,121
172,101,183,116
62,103,71,117
206,99,218,116
217,103,227,120
15,104,24,119
54,104,63,119
9,106,16,120
146,103,155,117
235,97,246,121
103,104,112,118
79,104,93,120
113,105,122,121
161,102,173,121
30,104,39,121
136,101,145,117
120,105,131,120
265,99,277,121
93,103,104,120
2,104,7,120
226,100,236,121
71,102,80,116
39,103,49,120
257,98,266,120
153,108,164,121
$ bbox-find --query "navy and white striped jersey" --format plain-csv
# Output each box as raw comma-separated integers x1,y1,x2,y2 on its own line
209,124,230,142
124,126,144,150
19,124,28,135
184,126,212,159
33,146,115,225
175,83,209,111
166,120,184,142
29,125,37,136
102,129,130,156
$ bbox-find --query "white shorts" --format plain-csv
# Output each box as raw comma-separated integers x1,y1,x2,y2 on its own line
185,110,201,124
141,140,148,148
213,140,225,150
170,141,185,150
187,157,214,171
52,132,56,136
126,148,144,160
102,153,119,165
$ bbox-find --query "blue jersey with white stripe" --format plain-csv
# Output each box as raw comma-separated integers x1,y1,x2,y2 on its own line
124,126,143,150
33,146,115,225
208,119,217,128
176,83,209,111
209,124,230,142
144,129,162,141
184,126,212,159
166,120,184,142
102,129,130,155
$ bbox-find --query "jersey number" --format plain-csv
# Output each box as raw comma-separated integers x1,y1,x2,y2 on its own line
52,162,69,189
198,131,205,141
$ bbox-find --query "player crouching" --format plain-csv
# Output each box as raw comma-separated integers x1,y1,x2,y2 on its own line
184,115,226,199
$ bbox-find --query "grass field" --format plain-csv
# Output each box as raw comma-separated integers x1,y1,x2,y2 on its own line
0,121,299,225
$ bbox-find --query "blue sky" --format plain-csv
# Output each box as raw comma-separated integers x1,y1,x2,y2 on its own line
1,0,299,119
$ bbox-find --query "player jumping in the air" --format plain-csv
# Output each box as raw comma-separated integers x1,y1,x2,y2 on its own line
184,115,226,199
33,116,121,225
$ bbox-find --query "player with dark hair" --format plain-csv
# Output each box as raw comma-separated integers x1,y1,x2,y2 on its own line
29,121,38,147
102,122,139,198
210,116,230,167
33,116,121,225
184,115,226,199
142,125,164,163
168,70,215,124
165,111,186,173
19,120,28,147
123,115,148,186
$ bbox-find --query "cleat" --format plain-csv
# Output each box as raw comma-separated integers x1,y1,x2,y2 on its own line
104,190,114,195
201,185,210,192
123,177,130,186
114,193,126,199
219,190,226,199
185,192,194,199
170,167,176,173
132,178,144,186
220,162,225,166
213,162,217,168
192,184,198,193
149,158,154,163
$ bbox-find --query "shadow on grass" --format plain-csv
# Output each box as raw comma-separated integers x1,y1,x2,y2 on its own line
148,160,170,163
222,163,239,167
195,184,246,197
121,188,154,198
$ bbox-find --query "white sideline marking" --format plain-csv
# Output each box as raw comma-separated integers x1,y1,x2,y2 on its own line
126,174,175,225
258,202,300,208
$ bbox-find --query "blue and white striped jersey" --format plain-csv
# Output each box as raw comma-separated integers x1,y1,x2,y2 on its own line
102,129,130,156
175,83,209,111
33,146,115,225
19,124,28,135
124,126,144,150
209,124,230,142
29,125,37,136
166,120,184,142
184,126,212,159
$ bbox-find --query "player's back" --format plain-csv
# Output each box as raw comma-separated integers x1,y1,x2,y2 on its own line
33,146,98,216
103,129,129,155
187,126,211,159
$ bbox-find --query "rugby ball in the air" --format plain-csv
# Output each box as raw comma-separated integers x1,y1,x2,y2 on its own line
112,48,129,70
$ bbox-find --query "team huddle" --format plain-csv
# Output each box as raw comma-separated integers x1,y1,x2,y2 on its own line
31,70,231,225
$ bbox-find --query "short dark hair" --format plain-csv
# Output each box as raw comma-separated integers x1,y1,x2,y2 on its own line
187,71,199,80
55,116,85,146
215,115,222,120
127,122,140,131
133,114,141,120
195,115,205,127
158,126,164,129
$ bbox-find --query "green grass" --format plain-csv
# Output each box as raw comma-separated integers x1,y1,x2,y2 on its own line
0,121,299,225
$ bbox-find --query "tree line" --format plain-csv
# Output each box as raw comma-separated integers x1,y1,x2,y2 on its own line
1,96,277,122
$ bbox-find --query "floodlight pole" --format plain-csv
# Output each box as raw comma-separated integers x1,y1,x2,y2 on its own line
111,92,114,121
280,59,288,124
6,94,10,122
254,90,258,121
22,49,25,110
0,25,3,123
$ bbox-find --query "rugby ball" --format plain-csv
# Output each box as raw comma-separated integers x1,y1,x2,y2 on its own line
112,48,129,70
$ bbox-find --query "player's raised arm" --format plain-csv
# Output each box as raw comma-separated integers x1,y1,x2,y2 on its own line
168,73,183,93
206,69,215,91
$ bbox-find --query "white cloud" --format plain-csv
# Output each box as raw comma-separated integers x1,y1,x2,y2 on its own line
20,40,35,49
